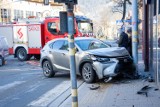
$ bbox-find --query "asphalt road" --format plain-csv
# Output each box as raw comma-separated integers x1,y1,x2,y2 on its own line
0,56,84,107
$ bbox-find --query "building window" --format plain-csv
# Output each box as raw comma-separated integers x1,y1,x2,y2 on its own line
26,11,34,18
1,9,11,23
36,12,41,18
14,9,23,21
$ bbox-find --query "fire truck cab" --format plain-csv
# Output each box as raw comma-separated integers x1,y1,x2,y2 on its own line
0,16,93,61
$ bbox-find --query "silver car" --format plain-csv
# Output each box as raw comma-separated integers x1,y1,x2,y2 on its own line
0,36,9,66
40,37,135,83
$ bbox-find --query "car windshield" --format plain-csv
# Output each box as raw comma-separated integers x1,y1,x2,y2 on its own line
75,39,109,51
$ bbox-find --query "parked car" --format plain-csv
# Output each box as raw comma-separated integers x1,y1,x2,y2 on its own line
0,36,9,66
40,37,135,83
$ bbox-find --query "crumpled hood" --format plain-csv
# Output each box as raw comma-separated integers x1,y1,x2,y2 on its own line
86,47,129,58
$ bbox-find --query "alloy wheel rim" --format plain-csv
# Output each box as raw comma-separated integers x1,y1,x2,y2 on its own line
83,66,91,80
43,62,51,75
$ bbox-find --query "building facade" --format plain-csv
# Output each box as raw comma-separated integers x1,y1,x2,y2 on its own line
0,0,63,23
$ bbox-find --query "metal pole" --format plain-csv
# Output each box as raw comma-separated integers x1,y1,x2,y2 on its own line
142,0,146,61
67,3,78,107
132,0,138,71
156,0,159,87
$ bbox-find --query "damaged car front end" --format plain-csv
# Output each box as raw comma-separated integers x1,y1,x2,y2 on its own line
82,46,134,82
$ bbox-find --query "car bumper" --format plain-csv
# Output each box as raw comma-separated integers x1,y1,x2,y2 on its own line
92,59,119,79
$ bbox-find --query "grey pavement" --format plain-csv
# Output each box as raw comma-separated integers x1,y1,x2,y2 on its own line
49,52,160,107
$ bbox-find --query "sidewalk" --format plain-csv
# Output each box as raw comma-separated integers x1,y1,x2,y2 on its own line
49,53,160,107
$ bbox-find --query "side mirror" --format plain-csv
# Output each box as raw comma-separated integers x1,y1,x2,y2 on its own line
75,47,79,52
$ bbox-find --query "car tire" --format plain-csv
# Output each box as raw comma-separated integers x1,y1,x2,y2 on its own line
82,63,96,83
17,48,29,61
42,60,55,77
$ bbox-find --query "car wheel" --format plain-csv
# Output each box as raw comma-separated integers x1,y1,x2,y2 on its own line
17,48,29,61
42,60,55,77
82,63,96,83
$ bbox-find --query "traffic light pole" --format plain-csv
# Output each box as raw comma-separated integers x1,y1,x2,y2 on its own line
67,3,78,107
132,0,138,73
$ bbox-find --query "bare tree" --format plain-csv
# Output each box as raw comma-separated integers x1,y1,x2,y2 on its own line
77,0,143,39
112,0,142,23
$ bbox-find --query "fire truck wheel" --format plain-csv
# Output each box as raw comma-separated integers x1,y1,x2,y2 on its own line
17,48,29,61
0,57,5,66
42,60,55,77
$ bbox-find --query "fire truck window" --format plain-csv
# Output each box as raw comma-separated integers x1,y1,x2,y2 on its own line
78,22,93,33
48,22,58,35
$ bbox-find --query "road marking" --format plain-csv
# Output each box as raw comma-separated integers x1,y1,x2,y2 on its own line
28,80,71,107
0,68,41,72
0,81,25,92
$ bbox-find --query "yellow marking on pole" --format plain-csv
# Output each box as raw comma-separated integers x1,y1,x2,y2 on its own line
132,38,138,42
69,48,76,56
68,38,74,43
132,31,138,35
72,89,78,97
72,102,78,107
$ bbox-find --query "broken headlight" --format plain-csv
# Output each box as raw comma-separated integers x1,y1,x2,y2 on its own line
90,55,110,62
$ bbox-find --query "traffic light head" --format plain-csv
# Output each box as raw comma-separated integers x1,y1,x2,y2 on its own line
54,0,77,4
44,0,49,5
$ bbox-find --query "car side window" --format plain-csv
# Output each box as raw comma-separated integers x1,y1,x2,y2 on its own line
76,40,91,51
60,40,68,51
50,40,64,50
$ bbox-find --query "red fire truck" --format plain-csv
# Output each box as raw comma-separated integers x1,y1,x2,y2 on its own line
0,16,93,61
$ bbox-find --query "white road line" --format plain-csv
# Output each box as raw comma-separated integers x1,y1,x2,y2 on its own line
0,68,41,72
28,80,71,107
26,84,41,93
0,81,25,92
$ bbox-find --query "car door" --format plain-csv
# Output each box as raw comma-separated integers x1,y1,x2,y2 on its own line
2,37,9,57
50,40,70,72
58,40,70,71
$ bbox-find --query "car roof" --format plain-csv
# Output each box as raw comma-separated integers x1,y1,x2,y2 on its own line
48,37,97,44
